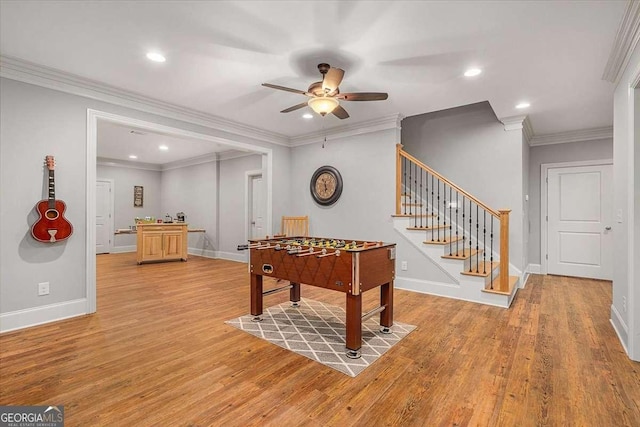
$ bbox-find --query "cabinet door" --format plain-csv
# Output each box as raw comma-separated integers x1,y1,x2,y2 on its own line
141,232,164,261
163,232,184,260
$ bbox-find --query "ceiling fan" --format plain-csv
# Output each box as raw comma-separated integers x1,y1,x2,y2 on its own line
262,63,388,119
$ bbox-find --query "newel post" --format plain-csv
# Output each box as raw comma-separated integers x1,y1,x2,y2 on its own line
396,144,403,215
498,209,511,292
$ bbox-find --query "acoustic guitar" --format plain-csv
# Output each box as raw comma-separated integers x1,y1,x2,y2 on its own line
31,155,73,243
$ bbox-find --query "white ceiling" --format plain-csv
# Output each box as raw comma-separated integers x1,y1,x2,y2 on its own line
0,0,626,144
96,121,235,165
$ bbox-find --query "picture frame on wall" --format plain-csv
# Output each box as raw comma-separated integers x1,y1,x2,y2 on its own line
134,185,143,207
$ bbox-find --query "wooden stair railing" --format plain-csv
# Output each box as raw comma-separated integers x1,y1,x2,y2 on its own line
395,144,511,292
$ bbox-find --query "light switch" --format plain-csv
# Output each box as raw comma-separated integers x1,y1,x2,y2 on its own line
616,209,623,223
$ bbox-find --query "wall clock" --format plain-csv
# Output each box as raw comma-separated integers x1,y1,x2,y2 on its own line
310,165,343,206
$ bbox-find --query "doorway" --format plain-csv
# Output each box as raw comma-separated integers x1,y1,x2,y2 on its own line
542,161,613,280
96,179,114,254
86,109,273,314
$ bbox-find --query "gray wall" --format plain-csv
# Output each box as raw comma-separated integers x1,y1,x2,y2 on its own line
97,164,162,250
218,154,263,257
0,77,289,317
401,102,525,272
527,138,613,266
162,161,217,252
290,128,453,284
1,79,88,312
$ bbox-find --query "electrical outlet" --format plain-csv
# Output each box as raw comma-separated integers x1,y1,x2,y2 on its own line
38,282,50,296
401,261,408,271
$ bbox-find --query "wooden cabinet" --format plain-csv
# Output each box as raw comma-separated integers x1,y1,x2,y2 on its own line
136,223,188,264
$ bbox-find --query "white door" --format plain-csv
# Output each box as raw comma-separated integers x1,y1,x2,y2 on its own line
547,164,613,279
96,180,113,254
251,175,264,239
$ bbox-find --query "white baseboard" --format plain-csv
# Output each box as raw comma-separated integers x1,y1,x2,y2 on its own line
0,299,88,333
188,247,217,259
395,276,512,308
111,245,135,253
215,251,247,263
610,304,629,355
527,263,541,274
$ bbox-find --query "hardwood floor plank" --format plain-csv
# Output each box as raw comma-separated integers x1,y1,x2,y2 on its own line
1,253,639,426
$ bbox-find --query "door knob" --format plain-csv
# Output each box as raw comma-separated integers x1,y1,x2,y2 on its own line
605,226,612,230
251,221,256,225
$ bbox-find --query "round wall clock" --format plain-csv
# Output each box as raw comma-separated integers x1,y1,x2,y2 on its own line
310,165,343,206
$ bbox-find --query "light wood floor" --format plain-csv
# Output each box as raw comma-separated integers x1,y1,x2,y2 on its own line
1,253,639,426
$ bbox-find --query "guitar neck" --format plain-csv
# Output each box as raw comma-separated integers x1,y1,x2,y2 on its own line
48,168,56,209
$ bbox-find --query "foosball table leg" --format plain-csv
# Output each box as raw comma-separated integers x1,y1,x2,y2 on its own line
345,292,363,359
251,273,263,322
290,282,301,307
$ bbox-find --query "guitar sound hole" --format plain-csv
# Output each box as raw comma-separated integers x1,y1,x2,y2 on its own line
45,209,59,220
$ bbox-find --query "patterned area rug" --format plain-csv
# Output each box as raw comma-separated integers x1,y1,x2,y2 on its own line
225,298,416,377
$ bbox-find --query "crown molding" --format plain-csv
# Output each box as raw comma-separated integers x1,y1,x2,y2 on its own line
0,55,289,146
499,115,528,131
529,126,613,146
218,150,259,161
162,153,219,171
97,157,162,171
602,0,640,84
289,113,404,147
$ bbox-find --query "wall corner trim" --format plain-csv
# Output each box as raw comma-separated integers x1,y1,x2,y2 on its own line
602,0,640,84
499,115,528,131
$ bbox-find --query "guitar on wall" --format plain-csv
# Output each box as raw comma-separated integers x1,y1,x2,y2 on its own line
31,155,73,243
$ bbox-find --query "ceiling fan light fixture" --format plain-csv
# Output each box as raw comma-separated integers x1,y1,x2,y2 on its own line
308,96,339,116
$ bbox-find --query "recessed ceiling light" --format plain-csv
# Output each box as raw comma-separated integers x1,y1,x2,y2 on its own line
464,68,482,77
159,145,169,151
516,102,531,109
128,155,138,159
302,113,313,119
146,52,166,63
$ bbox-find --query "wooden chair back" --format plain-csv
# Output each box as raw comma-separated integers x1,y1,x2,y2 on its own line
280,215,309,237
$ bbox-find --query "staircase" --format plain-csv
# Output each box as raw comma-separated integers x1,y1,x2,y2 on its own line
393,144,519,308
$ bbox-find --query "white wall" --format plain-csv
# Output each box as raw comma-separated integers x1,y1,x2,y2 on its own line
612,39,640,361
400,102,525,272
527,138,613,266
97,163,162,250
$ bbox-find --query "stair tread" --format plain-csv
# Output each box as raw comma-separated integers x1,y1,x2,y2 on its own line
392,214,436,218
460,261,500,277
483,275,519,295
441,248,483,260
407,225,449,231
423,236,463,245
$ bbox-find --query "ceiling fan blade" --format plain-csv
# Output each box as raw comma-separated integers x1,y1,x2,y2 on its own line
338,92,389,101
280,102,308,113
262,83,311,96
332,105,350,119
322,67,345,93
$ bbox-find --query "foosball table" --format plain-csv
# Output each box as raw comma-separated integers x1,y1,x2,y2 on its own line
241,236,396,359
